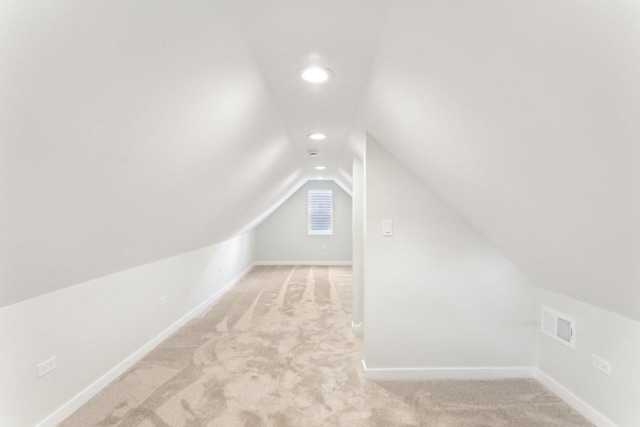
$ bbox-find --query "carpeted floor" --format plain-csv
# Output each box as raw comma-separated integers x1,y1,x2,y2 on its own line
62,265,592,426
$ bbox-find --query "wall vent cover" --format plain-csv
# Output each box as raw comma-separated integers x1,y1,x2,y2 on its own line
541,306,576,349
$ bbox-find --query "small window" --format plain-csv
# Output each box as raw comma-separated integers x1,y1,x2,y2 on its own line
308,190,333,235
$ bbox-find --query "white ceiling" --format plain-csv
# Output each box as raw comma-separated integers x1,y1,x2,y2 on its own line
0,1,306,305
1,0,639,321
237,0,389,178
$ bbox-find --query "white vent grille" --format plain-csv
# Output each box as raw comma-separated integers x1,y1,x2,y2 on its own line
308,190,333,235
541,306,575,348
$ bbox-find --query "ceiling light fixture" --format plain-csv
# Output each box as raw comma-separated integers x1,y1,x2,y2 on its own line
308,149,319,157
299,66,333,84
307,133,327,141
315,166,326,170
317,176,325,180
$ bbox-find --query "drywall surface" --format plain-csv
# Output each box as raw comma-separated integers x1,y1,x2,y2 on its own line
0,1,302,308
362,0,640,322
239,0,389,185
364,136,539,369
352,157,365,327
255,180,352,264
0,232,255,427
538,289,640,427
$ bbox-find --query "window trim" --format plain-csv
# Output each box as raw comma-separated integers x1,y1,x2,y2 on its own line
308,189,333,235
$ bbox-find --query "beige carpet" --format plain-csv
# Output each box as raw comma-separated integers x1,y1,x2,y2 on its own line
62,265,592,426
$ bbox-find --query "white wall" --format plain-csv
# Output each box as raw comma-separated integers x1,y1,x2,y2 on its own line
0,231,256,427
352,157,365,329
364,136,539,372
362,0,640,323
255,180,352,264
537,290,640,427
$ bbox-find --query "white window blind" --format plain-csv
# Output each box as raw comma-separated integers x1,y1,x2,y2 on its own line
308,190,333,235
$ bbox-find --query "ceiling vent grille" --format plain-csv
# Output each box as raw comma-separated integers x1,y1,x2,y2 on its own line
541,306,576,349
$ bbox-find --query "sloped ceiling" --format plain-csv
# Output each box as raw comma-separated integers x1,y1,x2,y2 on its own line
2,0,638,322
361,0,640,321
0,1,305,306
0,0,386,307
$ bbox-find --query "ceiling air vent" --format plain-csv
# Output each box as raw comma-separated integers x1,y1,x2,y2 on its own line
541,306,576,349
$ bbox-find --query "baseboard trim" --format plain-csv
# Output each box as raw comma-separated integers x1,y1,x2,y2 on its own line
361,360,536,381
351,321,363,334
534,369,617,427
35,263,256,427
254,261,352,266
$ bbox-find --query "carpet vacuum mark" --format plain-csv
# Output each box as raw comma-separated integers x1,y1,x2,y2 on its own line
62,265,592,426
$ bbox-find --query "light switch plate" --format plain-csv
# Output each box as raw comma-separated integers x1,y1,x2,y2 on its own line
383,220,393,236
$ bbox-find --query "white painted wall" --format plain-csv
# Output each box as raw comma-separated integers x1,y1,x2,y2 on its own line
0,232,256,427
362,0,640,323
364,136,539,371
352,157,365,329
537,290,640,427
255,180,352,264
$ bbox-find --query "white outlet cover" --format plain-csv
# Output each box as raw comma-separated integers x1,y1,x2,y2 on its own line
158,296,167,306
38,356,57,377
592,354,612,376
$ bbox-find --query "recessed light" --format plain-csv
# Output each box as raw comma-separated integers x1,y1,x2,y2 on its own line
307,133,327,141
315,166,326,170
317,176,325,180
299,66,333,84
308,149,319,157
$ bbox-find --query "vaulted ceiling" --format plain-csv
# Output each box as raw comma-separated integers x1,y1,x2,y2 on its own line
2,1,638,320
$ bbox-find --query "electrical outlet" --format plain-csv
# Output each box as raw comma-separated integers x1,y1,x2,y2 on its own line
158,296,167,306
38,356,57,378
218,265,223,273
592,355,611,376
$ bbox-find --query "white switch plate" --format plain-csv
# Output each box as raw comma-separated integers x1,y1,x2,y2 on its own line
38,356,57,378
592,354,611,376
158,296,167,306
383,219,393,236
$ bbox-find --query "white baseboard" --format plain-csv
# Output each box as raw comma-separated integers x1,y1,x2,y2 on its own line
35,263,255,427
361,360,536,381
254,261,352,266
535,369,617,427
351,321,363,334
